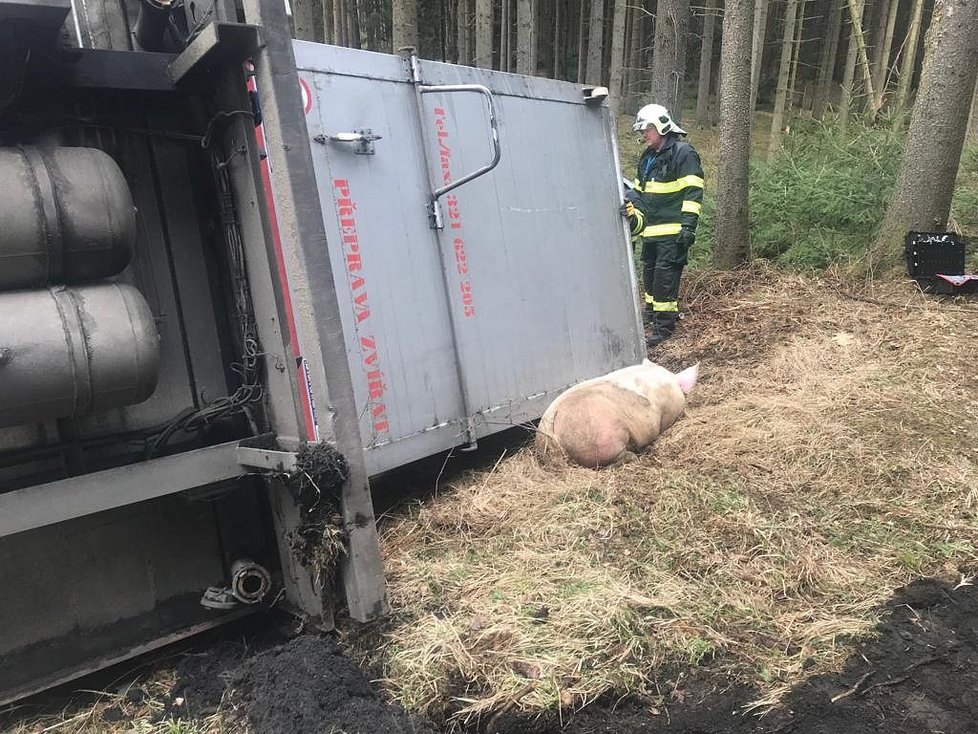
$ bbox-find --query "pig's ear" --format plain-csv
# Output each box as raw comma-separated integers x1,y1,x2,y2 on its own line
642,358,653,367
674,363,699,395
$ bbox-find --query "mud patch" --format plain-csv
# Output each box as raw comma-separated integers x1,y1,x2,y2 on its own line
169,632,433,734
488,577,978,733
232,635,433,734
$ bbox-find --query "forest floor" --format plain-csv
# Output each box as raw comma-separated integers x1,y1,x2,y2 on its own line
4,265,977,734
3,117,978,734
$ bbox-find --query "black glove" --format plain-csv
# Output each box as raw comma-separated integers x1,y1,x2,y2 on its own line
677,226,695,249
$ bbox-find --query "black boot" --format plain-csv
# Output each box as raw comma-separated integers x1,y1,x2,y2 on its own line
647,315,677,347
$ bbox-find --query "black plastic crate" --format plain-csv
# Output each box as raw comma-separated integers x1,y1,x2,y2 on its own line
904,231,977,294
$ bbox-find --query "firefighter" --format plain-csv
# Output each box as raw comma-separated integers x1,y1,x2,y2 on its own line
622,103,704,346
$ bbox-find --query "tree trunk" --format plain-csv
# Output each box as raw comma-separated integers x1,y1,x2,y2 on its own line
874,0,899,100
501,0,511,71
584,0,604,84
608,0,628,117
333,0,346,45
392,0,418,50
715,0,755,268
787,0,808,118
651,0,692,119
627,2,647,112
968,74,978,140
839,0,861,130
530,0,539,72
322,0,335,42
750,0,770,110
457,0,470,63
517,0,534,73
767,0,800,158
892,0,925,120
875,0,978,266
553,0,563,76
475,0,493,68
292,0,317,39
696,0,717,124
577,0,588,82
347,0,361,48
813,0,843,118
846,0,879,115
869,0,889,87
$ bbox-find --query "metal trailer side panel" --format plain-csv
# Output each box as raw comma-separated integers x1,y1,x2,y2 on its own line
293,43,644,476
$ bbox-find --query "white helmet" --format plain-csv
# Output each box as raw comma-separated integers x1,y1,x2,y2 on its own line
632,103,686,135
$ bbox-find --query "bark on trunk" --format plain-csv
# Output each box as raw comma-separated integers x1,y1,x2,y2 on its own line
714,0,755,268
767,0,800,158
517,0,534,74
968,73,978,140
651,0,692,119
333,0,346,45
839,0,862,129
392,0,418,50
322,0,335,43
627,2,647,112
346,0,361,48
475,0,493,68
584,0,605,84
874,0,899,100
607,0,628,116
577,0,588,82
846,0,879,115
457,0,471,63
892,0,925,120
696,0,717,124
750,0,770,110
787,0,808,117
813,0,843,118
875,0,978,265
292,0,317,40
501,0,511,71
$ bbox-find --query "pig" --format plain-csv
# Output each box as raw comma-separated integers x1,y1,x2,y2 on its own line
535,359,698,468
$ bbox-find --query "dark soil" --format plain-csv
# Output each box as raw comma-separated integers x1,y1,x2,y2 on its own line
489,577,978,733
168,631,433,734
6,576,973,734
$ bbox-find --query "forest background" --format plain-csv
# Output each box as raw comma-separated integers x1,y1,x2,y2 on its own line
286,0,978,273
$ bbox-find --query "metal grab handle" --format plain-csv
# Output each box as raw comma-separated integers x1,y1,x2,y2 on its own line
313,129,382,155
408,51,501,230
418,83,501,201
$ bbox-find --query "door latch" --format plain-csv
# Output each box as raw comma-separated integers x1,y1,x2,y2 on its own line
313,129,382,155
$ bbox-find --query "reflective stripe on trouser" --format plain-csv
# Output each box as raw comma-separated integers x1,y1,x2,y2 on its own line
641,238,684,331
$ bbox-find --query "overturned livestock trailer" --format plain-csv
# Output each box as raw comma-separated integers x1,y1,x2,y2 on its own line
0,0,644,704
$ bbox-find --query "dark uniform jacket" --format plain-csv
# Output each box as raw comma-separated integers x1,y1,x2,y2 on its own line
628,136,705,245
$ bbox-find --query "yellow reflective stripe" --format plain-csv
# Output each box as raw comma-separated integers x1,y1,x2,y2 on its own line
641,175,705,194
642,222,682,237
633,178,641,190
631,210,645,235
644,292,654,304
652,299,679,312
681,200,702,215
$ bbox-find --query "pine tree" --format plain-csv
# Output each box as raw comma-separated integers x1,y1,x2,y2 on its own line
392,0,418,50
875,0,978,264
696,0,717,125
475,0,493,68
767,0,800,158
715,0,756,268
650,0,692,119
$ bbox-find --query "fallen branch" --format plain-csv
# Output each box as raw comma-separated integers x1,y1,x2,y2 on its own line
858,653,948,696
485,681,538,733
831,670,875,702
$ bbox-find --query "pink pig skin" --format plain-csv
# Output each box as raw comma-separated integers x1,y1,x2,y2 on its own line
536,360,698,468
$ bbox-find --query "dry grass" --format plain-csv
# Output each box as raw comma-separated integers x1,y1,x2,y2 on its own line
0,668,240,734
367,265,978,726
